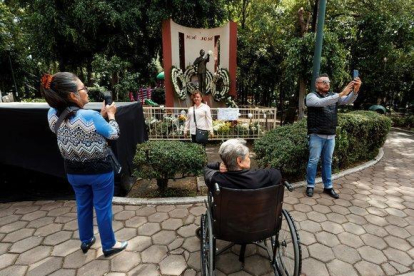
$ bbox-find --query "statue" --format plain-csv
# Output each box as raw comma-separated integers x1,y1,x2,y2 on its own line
193,49,211,93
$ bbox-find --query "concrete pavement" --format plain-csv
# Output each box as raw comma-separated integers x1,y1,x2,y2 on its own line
0,130,413,276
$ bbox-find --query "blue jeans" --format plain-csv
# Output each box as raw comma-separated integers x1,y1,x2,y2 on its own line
67,171,116,250
306,134,335,189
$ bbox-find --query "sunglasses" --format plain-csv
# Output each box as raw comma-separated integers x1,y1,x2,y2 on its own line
317,80,331,85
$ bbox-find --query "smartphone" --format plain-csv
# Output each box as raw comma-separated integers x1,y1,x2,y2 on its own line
103,91,113,105
353,69,359,79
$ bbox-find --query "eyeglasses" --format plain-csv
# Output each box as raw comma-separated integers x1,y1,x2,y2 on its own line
78,86,89,93
317,80,331,85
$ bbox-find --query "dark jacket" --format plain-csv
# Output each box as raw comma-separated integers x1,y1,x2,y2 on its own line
306,91,338,135
204,162,282,190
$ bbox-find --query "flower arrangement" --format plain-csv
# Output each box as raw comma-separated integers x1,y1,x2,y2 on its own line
211,68,230,102
170,65,230,102
145,113,265,138
213,120,232,135
145,113,186,136
178,114,187,122
171,66,187,100
212,119,264,136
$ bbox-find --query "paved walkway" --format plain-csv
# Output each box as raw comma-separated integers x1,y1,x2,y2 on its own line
0,130,413,276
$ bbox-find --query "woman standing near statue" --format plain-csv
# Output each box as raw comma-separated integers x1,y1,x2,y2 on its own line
40,72,127,257
184,90,213,146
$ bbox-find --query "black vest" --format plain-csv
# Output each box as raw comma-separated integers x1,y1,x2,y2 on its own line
306,91,338,135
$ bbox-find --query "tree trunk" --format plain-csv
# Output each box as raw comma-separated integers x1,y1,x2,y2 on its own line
298,77,306,120
156,179,168,192
241,0,249,30
311,0,319,33
87,60,93,86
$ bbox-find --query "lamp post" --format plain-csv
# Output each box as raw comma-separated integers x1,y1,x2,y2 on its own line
311,0,327,91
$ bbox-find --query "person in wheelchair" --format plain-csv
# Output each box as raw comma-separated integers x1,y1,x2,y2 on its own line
200,139,302,276
204,138,282,190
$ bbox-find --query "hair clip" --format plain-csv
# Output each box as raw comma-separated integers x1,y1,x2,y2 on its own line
41,74,53,89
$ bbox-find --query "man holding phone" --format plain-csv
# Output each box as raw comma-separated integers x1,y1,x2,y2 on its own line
305,72,362,199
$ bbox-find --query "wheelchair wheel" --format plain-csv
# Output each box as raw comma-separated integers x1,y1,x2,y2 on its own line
274,209,302,276
200,212,215,276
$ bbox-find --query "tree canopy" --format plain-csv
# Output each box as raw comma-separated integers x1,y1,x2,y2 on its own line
1,0,412,114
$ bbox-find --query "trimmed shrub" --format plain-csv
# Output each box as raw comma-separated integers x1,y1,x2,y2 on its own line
254,119,309,179
335,111,391,169
133,141,207,191
389,114,414,129
254,111,391,180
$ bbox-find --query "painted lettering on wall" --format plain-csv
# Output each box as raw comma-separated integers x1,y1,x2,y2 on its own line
186,34,213,41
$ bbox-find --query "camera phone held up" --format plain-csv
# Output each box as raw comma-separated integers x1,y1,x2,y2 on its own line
103,91,113,105
353,69,359,80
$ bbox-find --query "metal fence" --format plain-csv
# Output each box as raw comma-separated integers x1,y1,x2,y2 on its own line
143,106,278,140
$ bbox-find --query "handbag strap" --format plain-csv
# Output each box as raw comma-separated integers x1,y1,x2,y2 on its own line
193,105,198,128
54,106,80,133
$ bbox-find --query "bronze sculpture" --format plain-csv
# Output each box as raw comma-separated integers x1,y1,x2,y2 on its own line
193,49,210,93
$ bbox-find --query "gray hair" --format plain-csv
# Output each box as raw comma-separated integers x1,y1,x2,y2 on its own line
219,139,249,171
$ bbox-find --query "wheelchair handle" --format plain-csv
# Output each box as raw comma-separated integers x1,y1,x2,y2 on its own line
214,183,220,194
283,181,294,192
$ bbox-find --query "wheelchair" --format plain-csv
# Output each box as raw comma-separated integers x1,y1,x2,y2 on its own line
200,181,302,276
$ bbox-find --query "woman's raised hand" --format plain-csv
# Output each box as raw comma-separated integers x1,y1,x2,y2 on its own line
105,102,117,120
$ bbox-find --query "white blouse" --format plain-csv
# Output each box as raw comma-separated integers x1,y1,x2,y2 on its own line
184,103,213,135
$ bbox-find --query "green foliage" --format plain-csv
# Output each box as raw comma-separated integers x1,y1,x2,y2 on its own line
1,0,412,111
0,2,39,96
284,32,349,93
335,111,391,168
20,98,46,103
87,86,105,102
389,115,414,129
254,119,309,178
254,111,391,180
351,0,414,109
1,0,227,97
151,88,165,105
133,141,207,190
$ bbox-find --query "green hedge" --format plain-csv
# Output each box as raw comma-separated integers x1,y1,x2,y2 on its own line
389,114,414,129
254,111,391,180
133,141,207,190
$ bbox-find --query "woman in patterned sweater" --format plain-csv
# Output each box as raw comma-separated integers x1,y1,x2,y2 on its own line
41,72,127,257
